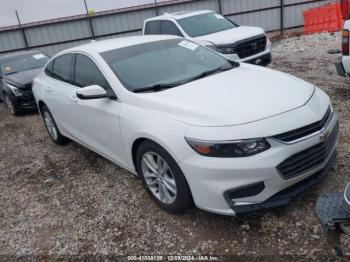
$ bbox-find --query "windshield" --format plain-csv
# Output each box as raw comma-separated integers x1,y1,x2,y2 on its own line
178,12,237,37
101,39,234,92
1,53,49,75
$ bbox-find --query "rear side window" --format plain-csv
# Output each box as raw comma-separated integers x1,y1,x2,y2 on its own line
160,21,182,36
145,21,161,35
52,54,74,83
73,54,110,90
45,60,53,76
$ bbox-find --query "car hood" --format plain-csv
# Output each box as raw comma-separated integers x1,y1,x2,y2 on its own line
193,26,266,45
136,64,315,127
3,68,42,89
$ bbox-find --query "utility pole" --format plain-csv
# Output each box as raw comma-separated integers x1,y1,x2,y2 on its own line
154,0,159,16
84,0,95,39
280,0,285,35
15,10,29,50
217,0,223,14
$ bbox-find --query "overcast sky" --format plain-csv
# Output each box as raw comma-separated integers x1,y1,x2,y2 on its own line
0,0,165,27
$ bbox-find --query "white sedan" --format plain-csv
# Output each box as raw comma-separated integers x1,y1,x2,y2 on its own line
33,35,338,216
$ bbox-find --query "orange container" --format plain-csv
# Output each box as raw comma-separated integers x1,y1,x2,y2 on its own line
304,2,343,35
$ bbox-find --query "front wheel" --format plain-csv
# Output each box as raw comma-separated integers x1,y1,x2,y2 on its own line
41,105,69,145
136,141,192,214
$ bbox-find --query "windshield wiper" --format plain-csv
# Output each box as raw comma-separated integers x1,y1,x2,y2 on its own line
133,82,181,93
183,64,236,84
4,71,19,76
133,62,238,93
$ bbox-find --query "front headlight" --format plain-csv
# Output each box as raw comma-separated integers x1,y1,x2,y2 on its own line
216,46,235,54
185,138,270,157
6,83,23,96
205,44,218,52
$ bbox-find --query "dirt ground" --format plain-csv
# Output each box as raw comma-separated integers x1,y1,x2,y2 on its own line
0,32,350,260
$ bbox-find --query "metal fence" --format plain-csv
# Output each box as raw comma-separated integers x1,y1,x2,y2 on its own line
0,0,334,56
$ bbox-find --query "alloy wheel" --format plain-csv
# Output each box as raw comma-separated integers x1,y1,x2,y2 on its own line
141,152,177,204
43,111,58,140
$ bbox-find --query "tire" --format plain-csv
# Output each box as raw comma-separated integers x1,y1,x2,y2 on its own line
40,105,70,145
4,93,19,116
136,140,192,214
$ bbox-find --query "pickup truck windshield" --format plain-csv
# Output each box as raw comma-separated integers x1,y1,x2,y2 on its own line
101,39,236,92
1,53,49,75
178,13,237,37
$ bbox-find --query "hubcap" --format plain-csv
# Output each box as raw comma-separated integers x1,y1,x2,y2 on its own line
43,111,58,140
5,96,14,114
141,152,177,204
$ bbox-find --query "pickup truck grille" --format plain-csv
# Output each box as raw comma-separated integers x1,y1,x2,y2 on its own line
273,107,332,143
277,122,338,179
235,35,267,59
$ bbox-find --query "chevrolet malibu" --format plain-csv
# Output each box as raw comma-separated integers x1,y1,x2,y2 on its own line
33,35,338,216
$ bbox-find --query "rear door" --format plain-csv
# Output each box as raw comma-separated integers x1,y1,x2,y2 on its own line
43,53,77,136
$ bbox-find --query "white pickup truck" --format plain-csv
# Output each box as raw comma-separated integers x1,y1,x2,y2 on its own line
142,10,272,66
336,19,350,76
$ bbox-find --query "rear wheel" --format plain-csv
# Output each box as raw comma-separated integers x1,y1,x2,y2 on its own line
4,93,18,116
41,105,69,145
136,141,192,214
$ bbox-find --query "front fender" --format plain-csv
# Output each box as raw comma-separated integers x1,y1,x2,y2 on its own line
120,103,193,173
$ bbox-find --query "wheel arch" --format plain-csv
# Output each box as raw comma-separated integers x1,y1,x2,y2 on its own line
131,136,180,176
131,137,156,175
38,100,46,111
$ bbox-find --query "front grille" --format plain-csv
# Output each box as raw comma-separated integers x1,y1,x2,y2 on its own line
25,83,32,89
234,35,267,59
273,107,332,142
277,122,339,179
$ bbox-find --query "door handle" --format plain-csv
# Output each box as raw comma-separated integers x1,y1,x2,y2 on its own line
70,95,78,102
45,86,52,92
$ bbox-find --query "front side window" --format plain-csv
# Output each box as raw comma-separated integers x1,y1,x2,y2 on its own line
0,53,49,75
178,12,237,37
145,21,161,35
101,39,235,92
160,21,183,36
73,54,110,90
52,54,74,83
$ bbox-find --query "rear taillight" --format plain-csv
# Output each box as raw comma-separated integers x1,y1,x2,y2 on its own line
342,29,349,55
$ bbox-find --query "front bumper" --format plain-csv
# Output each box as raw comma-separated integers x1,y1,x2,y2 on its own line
179,111,339,216
232,150,336,214
244,53,271,66
335,57,347,77
222,41,272,66
14,93,37,111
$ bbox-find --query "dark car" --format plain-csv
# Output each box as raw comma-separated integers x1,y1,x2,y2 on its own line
0,51,49,115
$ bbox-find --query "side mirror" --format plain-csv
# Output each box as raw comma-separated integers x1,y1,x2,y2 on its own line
76,85,108,100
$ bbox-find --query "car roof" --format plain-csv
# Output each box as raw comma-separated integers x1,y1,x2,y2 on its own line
145,10,213,21
0,50,40,63
63,35,181,54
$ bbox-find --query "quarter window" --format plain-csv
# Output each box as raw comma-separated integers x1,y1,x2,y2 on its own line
73,54,110,90
52,54,74,83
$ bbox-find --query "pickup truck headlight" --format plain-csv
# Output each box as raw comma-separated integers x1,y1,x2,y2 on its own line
216,46,235,54
6,83,23,96
185,138,270,157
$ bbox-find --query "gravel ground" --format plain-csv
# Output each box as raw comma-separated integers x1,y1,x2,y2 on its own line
0,32,350,260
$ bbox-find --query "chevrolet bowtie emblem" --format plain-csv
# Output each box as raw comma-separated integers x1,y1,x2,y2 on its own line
320,130,330,142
